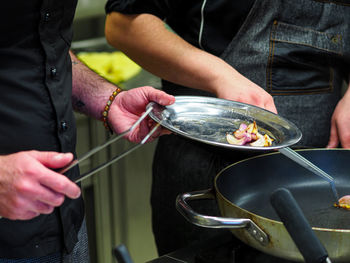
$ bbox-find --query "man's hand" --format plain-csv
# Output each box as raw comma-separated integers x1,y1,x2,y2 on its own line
108,86,175,142
0,151,81,220
214,70,277,114
327,86,350,148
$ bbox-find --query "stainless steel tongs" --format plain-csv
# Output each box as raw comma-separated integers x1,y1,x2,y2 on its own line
59,106,160,183
278,147,340,205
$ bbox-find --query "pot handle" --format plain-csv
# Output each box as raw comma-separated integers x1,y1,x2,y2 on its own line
176,189,269,245
270,188,331,263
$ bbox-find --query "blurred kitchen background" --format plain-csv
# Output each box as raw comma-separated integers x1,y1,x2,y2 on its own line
72,1,161,262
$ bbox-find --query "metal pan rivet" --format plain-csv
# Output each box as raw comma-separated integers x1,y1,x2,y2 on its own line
331,36,338,44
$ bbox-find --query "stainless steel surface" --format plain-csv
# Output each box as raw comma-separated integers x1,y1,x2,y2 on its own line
60,106,156,182
279,147,340,204
148,96,302,151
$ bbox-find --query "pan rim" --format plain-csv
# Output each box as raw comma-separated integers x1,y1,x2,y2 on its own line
214,147,350,233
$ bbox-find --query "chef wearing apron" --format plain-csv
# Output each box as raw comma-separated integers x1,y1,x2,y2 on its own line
105,0,350,256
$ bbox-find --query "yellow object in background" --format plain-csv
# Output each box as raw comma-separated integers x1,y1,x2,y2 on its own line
77,51,141,85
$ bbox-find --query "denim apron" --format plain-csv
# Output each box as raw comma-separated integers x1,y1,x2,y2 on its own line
221,0,350,148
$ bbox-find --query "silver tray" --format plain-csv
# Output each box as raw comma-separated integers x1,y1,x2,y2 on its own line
147,96,302,151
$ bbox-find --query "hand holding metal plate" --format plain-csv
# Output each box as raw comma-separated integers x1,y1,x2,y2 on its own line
147,96,302,151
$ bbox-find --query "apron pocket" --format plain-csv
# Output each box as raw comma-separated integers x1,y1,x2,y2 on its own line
267,20,343,95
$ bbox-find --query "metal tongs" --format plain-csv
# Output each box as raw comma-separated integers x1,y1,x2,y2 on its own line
59,106,159,183
279,147,339,205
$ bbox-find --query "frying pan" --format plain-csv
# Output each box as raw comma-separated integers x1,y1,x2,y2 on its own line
176,148,350,262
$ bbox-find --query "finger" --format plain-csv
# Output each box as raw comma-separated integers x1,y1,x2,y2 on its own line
148,128,161,142
3,196,41,220
266,102,278,114
15,176,66,207
19,196,55,215
32,200,55,215
143,86,175,106
264,96,278,114
35,186,65,207
339,129,350,148
148,118,172,136
327,120,339,148
129,119,156,143
28,151,74,169
38,172,81,200
159,127,172,136
147,119,163,137
16,211,40,221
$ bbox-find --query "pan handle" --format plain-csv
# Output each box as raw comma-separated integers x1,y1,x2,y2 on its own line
270,188,331,263
176,189,269,245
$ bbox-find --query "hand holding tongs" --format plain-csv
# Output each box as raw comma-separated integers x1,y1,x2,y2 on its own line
59,106,160,183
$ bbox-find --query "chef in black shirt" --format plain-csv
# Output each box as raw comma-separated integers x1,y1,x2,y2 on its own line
0,1,175,262
105,0,350,256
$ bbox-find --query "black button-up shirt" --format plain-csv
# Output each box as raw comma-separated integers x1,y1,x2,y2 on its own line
0,0,84,258
105,0,254,56
105,0,254,96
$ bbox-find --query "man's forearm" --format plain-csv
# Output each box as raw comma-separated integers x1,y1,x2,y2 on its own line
70,50,117,120
105,12,234,95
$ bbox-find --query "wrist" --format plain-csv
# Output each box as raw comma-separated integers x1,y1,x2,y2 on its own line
102,87,123,134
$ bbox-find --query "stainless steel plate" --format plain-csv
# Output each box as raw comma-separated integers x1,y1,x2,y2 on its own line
147,96,302,151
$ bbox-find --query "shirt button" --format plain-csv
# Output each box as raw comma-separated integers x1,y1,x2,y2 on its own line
61,121,68,132
50,67,57,78
44,12,50,22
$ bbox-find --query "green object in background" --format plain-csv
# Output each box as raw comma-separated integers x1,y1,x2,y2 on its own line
77,51,141,85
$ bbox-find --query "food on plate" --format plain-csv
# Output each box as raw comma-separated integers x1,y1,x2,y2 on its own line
334,195,350,210
226,121,273,147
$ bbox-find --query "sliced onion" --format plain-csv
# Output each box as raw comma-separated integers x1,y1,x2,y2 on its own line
249,135,265,147
338,195,350,210
226,133,249,145
227,121,273,147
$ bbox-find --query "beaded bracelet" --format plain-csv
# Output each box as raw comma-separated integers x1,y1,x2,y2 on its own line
102,87,122,134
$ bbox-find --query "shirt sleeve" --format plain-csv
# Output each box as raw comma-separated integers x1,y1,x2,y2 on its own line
105,0,180,20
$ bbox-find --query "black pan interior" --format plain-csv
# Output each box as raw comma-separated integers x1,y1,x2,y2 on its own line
215,149,350,230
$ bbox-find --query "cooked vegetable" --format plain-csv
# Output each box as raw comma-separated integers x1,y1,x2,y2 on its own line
226,121,273,147
334,195,350,210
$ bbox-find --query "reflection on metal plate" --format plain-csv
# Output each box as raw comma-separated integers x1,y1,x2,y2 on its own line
147,96,302,151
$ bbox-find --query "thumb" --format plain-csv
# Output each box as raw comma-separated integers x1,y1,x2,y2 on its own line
29,151,74,169
143,86,175,106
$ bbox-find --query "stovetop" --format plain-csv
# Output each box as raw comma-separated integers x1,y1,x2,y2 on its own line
146,232,296,263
